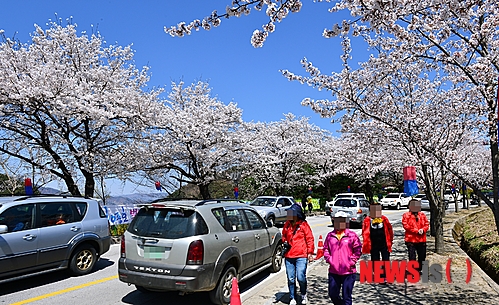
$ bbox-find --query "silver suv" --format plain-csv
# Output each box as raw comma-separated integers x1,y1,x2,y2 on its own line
118,199,283,305
0,196,111,283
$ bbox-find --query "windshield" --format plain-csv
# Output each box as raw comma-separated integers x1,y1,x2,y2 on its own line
250,198,276,207
334,199,357,207
128,208,208,239
385,194,400,199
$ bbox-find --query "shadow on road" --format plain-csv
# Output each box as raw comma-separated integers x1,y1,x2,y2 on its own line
0,257,115,296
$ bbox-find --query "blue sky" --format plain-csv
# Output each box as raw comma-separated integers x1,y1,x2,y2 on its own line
1,1,367,195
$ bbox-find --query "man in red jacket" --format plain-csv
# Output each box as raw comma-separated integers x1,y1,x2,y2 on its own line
282,203,315,305
402,199,430,273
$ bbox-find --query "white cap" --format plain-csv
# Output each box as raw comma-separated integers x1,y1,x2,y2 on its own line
334,211,349,218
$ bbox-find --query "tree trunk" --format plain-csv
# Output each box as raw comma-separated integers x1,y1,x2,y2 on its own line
491,133,499,236
421,163,445,254
198,184,211,199
83,171,95,198
429,205,436,237
434,200,445,254
65,178,82,197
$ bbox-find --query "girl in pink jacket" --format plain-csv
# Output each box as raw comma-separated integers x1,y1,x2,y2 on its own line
324,211,362,305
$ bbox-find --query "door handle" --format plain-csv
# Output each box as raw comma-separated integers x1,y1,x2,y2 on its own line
70,226,81,232
232,237,239,243
23,234,37,241
255,234,260,240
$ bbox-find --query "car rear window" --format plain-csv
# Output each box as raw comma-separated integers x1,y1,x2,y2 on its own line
128,208,208,239
336,195,351,199
250,198,275,207
334,199,357,207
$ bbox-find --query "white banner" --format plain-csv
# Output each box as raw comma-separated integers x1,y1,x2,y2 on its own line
103,205,139,225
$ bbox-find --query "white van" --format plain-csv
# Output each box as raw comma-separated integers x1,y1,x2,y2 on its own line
325,193,367,215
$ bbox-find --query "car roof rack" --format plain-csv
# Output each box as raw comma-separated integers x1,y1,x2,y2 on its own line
195,199,245,206
149,197,196,204
138,198,245,208
0,194,92,201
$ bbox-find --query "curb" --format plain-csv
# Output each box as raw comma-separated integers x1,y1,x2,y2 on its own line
449,208,499,295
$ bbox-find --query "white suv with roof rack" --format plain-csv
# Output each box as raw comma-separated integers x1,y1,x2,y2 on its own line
379,192,411,210
118,199,283,305
325,193,366,216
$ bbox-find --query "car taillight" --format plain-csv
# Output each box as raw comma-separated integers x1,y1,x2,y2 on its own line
357,209,362,214
186,240,204,265
120,235,126,258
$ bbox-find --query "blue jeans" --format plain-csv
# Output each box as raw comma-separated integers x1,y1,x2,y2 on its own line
285,257,308,300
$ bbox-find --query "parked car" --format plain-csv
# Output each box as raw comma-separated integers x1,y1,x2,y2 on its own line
413,194,426,202
0,195,111,284
249,196,295,226
420,196,449,211
420,196,430,210
443,190,463,202
324,193,366,216
379,193,411,210
118,199,283,305
329,197,370,228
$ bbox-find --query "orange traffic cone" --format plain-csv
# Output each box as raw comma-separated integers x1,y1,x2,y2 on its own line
315,235,324,260
230,277,242,305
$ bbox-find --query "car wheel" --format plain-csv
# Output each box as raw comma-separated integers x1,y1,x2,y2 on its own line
267,216,275,227
209,265,237,305
396,203,401,210
269,242,283,273
69,244,96,275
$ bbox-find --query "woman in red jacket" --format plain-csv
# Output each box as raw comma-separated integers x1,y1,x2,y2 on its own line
361,203,394,279
402,199,430,273
282,203,315,305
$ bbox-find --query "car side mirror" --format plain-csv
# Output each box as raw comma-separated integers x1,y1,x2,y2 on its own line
276,204,283,208
266,220,274,227
0,225,8,234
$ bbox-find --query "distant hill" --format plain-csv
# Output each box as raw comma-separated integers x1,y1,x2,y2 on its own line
105,193,169,206
38,186,168,206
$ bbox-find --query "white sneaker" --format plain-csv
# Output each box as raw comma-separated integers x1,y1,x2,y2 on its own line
289,299,297,305
301,294,308,304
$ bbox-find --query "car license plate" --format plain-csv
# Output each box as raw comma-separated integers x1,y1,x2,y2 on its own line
144,246,165,259
339,209,352,215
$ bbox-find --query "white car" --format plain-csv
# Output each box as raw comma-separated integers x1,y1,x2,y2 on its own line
413,194,426,202
379,193,411,210
325,193,366,216
420,196,430,210
420,196,449,210
249,196,296,226
443,190,463,202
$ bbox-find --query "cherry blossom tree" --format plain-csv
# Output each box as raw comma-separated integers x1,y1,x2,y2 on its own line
317,0,499,234
243,114,328,196
0,22,161,197
128,81,245,199
167,0,499,240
